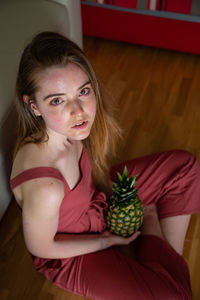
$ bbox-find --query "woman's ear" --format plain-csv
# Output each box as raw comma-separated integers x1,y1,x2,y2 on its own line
23,95,41,116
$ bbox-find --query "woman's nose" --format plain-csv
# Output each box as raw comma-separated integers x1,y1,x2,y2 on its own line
69,99,84,116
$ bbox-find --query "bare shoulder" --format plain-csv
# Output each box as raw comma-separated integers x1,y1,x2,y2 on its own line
11,142,44,178
22,178,64,215
11,142,64,208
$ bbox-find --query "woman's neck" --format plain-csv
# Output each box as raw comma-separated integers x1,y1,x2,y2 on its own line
33,129,82,165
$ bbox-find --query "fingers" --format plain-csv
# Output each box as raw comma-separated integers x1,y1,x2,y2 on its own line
101,230,141,247
127,231,141,243
115,231,141,246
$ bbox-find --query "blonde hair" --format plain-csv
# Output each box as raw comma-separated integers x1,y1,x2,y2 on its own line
14,32,121,190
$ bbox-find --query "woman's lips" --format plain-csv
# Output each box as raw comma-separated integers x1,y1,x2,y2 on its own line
72,120,88,129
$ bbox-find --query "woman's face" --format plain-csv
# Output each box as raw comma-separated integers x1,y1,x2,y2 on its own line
29,63,97,141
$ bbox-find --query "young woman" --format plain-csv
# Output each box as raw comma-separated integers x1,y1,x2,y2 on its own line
10,32,200,299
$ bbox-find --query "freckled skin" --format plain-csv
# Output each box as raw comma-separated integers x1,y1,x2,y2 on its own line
31,63,97,141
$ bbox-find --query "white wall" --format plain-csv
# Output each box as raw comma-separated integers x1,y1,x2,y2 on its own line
0,0,82,220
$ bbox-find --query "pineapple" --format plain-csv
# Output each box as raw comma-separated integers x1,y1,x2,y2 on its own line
106,166,143,237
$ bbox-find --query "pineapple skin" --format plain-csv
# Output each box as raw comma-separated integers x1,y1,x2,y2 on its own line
106,196,144,237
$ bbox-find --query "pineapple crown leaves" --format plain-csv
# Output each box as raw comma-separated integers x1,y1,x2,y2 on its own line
112,166,139,204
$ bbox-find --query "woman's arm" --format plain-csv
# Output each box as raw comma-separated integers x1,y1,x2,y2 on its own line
22,178,140,259
52,230,140,259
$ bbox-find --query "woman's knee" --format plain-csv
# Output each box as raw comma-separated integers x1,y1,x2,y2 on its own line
166,149,197,169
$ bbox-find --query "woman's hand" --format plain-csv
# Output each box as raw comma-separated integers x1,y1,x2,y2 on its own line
100,230,141,249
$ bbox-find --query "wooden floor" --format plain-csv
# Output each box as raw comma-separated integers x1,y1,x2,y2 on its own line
1,35,200,299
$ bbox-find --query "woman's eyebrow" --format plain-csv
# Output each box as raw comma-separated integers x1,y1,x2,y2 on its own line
78,80,91,90
43,93,65,101
43,81,91,101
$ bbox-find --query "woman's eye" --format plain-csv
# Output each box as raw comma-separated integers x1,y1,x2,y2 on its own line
79,88,90,96
51,98,63,105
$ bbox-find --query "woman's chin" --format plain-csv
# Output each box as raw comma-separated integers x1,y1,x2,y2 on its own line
70,130,91,141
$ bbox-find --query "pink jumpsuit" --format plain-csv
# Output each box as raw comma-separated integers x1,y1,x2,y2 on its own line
10,148,200,300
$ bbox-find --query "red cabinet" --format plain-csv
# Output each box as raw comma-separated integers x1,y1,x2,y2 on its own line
81,1,200,55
